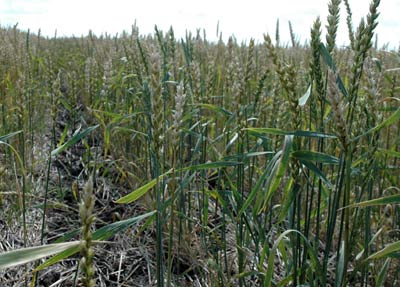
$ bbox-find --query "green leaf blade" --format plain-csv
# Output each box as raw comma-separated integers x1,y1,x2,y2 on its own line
51,125,99,156
354,107,400,142
246,128,336,139
116,170,172,204
291,150,339,165
0,130,23,142
346,194,400,209
367,241,400,261
35,211,155,271
0,241,80,270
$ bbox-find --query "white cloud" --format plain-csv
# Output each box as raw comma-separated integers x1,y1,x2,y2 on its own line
0,0,398,48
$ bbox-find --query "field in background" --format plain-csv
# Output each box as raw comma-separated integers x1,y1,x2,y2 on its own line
0,0,399,286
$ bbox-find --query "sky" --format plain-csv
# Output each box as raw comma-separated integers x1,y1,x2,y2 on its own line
0,0,399,48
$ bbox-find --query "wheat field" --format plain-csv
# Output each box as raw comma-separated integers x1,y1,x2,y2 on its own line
0,0,399,286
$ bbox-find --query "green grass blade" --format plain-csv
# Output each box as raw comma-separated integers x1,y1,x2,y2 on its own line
54,229,80,243
293,130,337,138
353,107,400,142
253,151,282,215
116,169,172,204
291,150,339,164
244,151,275,158
372,57,382,72
375,258,391,287
239,154,279,215
51,125,99,156
264,229,321,286
0,241,80,270
0,130,22,141
335,242,345,287
34,246,80,272
116,161,241,205
264,135,293,205
116,179,157,204
34,211,156,271
246,127,296,136
93,210,156,240
58,124,69,147
253,136,293,215
180,161,243,172
277,177,296,223
345,194,400,209
246,128,336,139
367,241,400,261
195,103,233,116
377,148,400,158
319,43,348,97
300,159,334,188
319,42,335,69
264,232,287,286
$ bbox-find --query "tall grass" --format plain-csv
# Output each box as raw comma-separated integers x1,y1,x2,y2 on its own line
0,0,399,286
